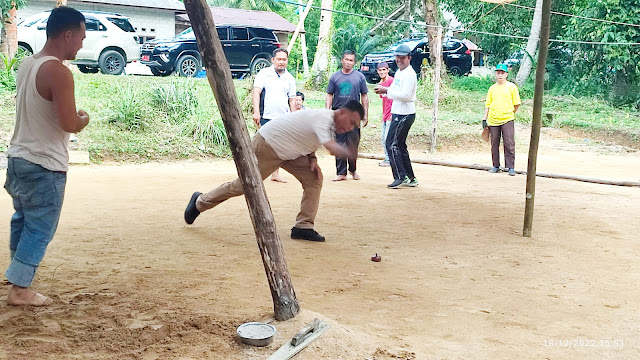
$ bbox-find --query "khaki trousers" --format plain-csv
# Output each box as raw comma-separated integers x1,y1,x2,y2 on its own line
196,134,322,229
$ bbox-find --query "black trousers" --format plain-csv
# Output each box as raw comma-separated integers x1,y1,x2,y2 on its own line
386,113,416,181
335,127,360,175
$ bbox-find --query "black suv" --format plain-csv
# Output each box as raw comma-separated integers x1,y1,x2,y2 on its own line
140,26,280,77
359,37,473,83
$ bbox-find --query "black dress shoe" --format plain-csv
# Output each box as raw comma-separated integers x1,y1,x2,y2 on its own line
184,192,202,224
291,227,325,242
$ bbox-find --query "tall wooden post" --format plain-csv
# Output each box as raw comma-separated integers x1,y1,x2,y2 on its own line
183,0,299,320
430,27,442,153
287,0,313,54
523,0,552,237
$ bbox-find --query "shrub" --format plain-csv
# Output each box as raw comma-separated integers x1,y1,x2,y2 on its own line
179,107,228,151
151,79,199,123
0,53,23,93
107,83,147,131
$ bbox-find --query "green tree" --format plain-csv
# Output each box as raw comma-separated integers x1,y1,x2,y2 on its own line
559,0,640,107
1,0,27,58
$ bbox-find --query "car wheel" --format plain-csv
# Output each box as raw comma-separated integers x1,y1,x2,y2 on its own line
176,55,201,77
365,76,381,84
150,67,173,77
77,65,100,74
449,66,463,76
99,50,125,75
250,58,270,75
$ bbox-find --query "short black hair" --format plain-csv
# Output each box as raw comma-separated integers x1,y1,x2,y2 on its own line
295,91,304,101
342,49,356,58
343,100,364,120
46,6,85,38
273,48,288,58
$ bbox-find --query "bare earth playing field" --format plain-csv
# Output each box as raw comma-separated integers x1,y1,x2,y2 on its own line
1,138,639,359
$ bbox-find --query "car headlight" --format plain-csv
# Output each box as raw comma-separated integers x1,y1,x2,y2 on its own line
156,43,180,51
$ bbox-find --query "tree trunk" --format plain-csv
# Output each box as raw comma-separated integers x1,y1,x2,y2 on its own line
403,0,411,38
183,0,300,321
310,0,333,84
0,8,18,59
423,0,439,66
515,0,543,86
430,27,442,153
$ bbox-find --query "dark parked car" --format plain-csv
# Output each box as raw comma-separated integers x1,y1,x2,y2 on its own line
140,26,280,77
359,37,473,83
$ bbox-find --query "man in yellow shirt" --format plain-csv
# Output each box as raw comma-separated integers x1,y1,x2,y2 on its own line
482,63,521,176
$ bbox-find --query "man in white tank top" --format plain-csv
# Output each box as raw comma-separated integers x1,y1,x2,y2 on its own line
4,6,90,306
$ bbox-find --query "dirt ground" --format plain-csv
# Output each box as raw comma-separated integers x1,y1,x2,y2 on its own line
1,132,639,359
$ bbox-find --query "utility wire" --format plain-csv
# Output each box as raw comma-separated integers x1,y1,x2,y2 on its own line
277,0,640,45
467,3,502,29
506,2,640,29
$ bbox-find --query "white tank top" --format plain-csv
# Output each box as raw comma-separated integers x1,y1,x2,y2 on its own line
8,55,70,172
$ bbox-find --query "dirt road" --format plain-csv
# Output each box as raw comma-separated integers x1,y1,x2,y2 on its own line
1,145,639,359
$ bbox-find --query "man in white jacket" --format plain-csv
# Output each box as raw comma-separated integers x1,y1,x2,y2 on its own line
374,44,418,189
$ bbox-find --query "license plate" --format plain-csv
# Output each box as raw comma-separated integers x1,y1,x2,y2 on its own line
141,55,150,61
361,65,369,71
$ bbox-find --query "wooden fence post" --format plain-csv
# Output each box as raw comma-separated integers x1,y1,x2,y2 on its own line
523,0,552,237
183,0,299,320
430,27,442,153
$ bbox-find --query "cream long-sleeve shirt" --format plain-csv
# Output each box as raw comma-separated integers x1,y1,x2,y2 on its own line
387,66,417,115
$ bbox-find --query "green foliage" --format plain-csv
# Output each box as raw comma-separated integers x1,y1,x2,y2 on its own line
107,83,148,131
331,0,411,61
0,0,27,24
151,79,199,123
0,51,26,93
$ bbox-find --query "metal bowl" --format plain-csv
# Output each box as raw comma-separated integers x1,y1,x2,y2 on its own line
237,322,276,347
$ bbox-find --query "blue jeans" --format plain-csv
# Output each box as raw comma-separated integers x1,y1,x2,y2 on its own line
381,121,391,161
386,113,416,181
4,157,66,287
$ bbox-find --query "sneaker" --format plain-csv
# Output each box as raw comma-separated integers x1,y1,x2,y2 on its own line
184,191,202,224
388,177,408,189
403,177,419,187
488,167,500,173
508,168,516,176
387,179,403,188
378,161,390,167
291,227,325,242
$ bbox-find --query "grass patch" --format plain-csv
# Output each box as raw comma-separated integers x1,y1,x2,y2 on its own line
1,71,639,163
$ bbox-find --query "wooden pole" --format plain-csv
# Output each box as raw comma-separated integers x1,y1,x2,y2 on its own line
430,27,442,153
183,0,299,321
523,0,552,237
287,0,314,54
300,32,309,77
359,153,640,188
299,3,310,77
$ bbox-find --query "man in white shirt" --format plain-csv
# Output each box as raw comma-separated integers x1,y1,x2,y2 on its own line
374,44,419,189
184,101,365,242
253,48,296,183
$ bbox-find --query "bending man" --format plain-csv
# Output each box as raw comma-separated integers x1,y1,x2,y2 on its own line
184,101,365,242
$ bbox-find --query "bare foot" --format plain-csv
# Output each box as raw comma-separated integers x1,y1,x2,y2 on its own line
270,175,287,183
332,175,347,182
7,285,53,306
350,171,360,180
